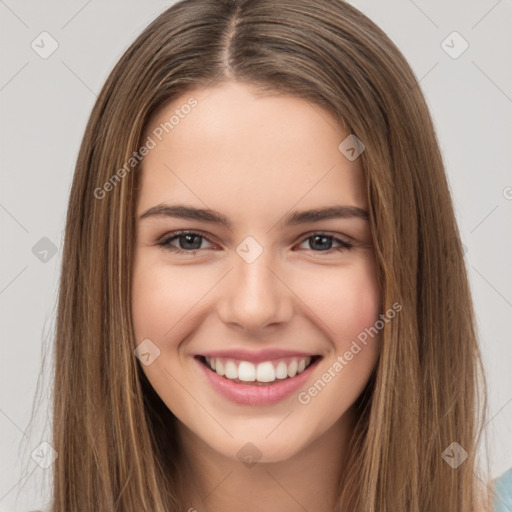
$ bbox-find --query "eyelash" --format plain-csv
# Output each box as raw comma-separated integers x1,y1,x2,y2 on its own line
156,230,354,256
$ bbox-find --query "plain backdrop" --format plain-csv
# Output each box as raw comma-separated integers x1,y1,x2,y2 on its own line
1,0,511,510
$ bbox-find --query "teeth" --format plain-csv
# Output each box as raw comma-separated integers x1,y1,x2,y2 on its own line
224,360,238,379
287,359,298,377
238,361,256,382
275,361,288,379
256,361,275,382
204,356,313,383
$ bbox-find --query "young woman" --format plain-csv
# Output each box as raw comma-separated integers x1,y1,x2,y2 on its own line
41,0,510,510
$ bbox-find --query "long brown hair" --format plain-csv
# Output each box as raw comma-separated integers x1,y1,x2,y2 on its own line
50,0,492,510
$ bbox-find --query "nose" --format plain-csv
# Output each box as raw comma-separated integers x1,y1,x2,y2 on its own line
216,248,294,334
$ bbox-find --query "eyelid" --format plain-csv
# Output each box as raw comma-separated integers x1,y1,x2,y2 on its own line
298,230,354,245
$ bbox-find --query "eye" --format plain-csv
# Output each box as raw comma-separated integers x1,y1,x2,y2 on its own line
157,230,354,256
296,232,354,254
157,230,215,255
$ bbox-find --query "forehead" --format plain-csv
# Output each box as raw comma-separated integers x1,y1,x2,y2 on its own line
138,82,367,218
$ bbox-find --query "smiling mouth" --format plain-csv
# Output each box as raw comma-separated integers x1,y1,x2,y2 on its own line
195,355,322,386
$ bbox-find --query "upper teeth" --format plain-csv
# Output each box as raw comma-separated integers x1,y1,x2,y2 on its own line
204,356,312,383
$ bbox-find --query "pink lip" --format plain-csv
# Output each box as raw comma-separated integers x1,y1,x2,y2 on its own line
195,356,321,406
198,348,317,364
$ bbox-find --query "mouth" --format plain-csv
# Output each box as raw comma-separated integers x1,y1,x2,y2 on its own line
195,354,322,385
194,353,323,405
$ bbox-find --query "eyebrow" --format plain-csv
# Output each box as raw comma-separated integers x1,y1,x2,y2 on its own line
139,203,368,228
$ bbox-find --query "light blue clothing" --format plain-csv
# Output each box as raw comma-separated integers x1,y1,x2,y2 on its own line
494,467,512,512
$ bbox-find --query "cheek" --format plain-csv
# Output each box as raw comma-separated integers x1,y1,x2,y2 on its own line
297,256,381,349
335,270,381,347
132,265,166,342
131,246,220,331
295,260,381,423
131,260,198,345
334,260,381,359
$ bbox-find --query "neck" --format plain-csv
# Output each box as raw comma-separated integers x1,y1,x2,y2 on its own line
176,407,357,512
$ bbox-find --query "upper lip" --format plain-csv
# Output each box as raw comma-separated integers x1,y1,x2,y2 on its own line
197,349,320,364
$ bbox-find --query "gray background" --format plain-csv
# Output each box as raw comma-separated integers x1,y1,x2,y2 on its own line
1,0,511,510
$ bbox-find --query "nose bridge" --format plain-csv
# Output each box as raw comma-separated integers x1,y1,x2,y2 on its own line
217,238,293,331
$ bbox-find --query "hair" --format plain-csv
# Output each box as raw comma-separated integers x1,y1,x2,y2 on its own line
48,0,493,510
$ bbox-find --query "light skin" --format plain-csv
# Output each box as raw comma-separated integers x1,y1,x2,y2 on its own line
132,81,381,511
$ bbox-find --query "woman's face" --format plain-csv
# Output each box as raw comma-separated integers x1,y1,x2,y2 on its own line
132,81,381,463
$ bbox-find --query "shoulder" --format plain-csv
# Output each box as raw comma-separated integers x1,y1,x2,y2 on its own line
493,467,512,512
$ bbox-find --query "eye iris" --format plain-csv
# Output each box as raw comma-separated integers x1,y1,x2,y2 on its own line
179,234,202,250
310,235,332,251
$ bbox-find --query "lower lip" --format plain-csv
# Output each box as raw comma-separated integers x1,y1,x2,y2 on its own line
196,356,321,406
